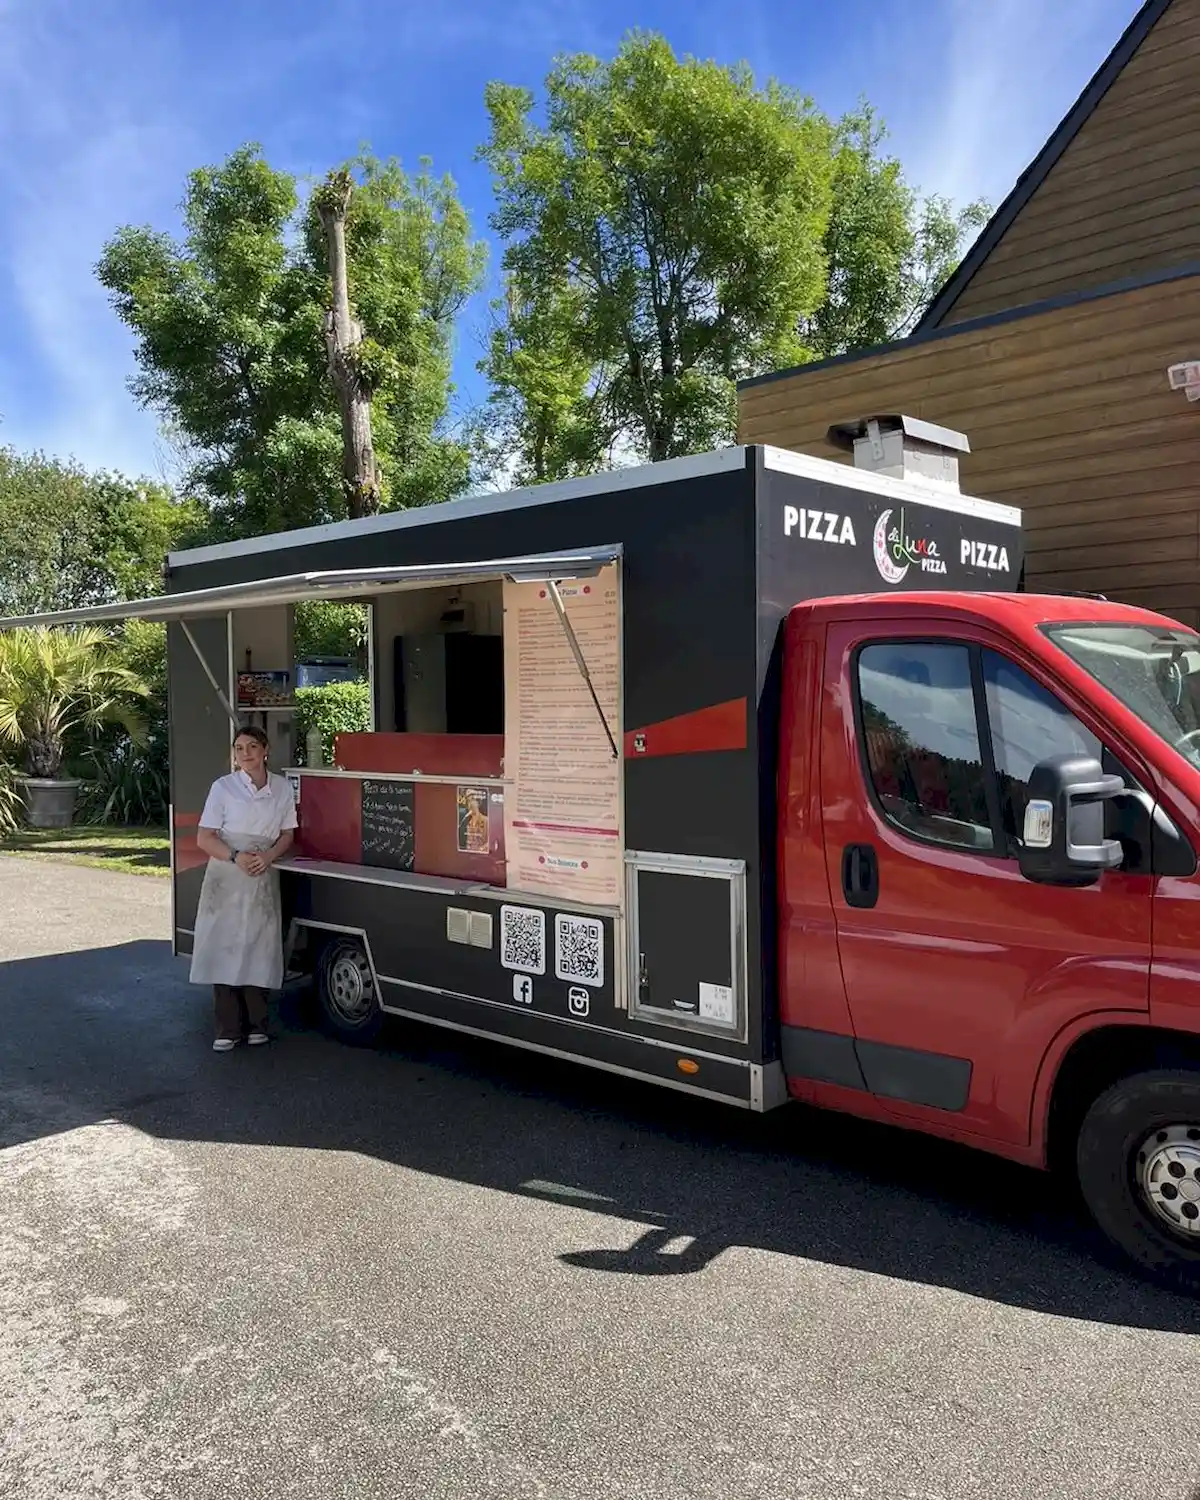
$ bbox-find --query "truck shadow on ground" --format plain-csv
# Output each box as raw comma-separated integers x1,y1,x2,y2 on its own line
4,940,1199,1335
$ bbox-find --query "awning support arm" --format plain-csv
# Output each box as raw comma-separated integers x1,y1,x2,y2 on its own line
179,620,239,730
545,582,619,761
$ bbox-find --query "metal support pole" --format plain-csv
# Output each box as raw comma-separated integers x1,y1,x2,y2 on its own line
179,619,239,729
545,581,619,761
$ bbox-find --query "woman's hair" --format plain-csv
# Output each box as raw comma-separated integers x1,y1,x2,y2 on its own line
233,724,270,752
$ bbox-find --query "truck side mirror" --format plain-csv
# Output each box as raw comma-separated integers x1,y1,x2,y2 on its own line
1016,753,1125,887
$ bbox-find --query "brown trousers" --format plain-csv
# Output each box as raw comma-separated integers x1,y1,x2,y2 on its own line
213,984,269,1041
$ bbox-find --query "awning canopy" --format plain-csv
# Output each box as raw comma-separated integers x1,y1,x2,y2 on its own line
0,544,623,757
0,547,622,631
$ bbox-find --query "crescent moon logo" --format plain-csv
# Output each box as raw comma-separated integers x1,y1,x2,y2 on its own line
873,509,908,584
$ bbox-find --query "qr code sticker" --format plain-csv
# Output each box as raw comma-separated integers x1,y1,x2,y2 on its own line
555,914,604,988
500,905,546,975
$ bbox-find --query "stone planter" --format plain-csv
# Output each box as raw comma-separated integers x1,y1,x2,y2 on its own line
21,777,83,829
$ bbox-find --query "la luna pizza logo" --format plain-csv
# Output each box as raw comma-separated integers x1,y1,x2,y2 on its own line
872,507,946,584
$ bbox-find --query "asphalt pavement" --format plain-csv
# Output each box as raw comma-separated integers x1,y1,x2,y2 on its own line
2,856,1200,1500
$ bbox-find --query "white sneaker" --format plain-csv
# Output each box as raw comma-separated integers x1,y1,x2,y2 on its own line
247,1031,270,1046
212,1037,237,1052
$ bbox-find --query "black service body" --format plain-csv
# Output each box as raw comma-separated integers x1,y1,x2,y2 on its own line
167,445,1023,1109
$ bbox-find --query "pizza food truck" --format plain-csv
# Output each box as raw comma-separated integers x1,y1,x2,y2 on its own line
11,419,1200,1290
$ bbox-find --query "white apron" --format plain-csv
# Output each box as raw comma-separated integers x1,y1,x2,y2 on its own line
189,831,284,990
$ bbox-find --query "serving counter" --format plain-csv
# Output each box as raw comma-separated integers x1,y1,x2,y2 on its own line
286,730,508,887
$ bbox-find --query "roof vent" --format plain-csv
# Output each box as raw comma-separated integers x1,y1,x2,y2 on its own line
826,414,969,492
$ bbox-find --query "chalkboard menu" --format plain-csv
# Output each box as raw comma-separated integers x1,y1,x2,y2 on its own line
360,779,415,870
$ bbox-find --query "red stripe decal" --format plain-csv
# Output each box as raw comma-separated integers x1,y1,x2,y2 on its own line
174,811,205,871
175,836,207,873
512,820,620,838
625,698,748,759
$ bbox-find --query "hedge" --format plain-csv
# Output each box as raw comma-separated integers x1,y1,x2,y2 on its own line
292,680,372,765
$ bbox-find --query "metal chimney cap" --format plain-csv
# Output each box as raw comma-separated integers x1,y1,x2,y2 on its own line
826,414,971,455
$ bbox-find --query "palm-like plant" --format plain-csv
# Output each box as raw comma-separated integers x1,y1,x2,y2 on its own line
0,759,21,835
0,627,150,780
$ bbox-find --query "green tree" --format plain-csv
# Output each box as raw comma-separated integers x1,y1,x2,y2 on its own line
479,40,989,480
479,33,835,472
97,145,485,538
484,280,609,485
304,156,487,515
293,600,369,669
799,106,989,357
0,449,205,617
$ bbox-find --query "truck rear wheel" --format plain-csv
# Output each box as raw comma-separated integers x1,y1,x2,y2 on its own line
316,935,384,1045
1077,1070,1200,1291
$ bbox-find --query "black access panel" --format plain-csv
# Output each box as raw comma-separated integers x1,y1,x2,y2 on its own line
625,851,750,1045
634,870,736,1019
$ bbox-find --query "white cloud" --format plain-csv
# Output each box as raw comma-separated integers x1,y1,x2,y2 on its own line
0,0,604,481
0,0,1142,483
900,0,1136,210
0,0,203,478
4,125,199,480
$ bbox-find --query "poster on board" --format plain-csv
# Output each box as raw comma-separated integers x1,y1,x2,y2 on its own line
456,784,491,854
502,564,621,906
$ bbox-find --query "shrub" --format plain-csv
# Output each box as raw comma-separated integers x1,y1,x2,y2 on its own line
293,680,372,765
76,738,169,827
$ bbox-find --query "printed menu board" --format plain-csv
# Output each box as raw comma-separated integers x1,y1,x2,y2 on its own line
502,565,621,906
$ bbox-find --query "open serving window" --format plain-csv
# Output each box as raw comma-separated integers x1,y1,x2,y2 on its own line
0,546,624,912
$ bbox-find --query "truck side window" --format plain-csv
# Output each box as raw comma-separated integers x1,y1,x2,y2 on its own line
982,650,1103,849
856,643,994,852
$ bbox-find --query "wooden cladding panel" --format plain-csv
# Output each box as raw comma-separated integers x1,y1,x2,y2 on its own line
744,287,1200,422
957,223,1199,311
944,0,1200,323
1014,161,1200,228
738,275,1200,621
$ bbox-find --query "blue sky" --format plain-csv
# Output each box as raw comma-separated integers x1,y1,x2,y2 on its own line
0,0,1136,484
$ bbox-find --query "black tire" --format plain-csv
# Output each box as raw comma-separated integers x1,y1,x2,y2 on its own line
1077,1069,1200,1293
316,935,384,1046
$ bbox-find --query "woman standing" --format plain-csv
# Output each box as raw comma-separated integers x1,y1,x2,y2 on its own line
191,725,297,1052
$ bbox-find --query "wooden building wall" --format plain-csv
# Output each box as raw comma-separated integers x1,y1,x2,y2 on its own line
943,0,1200,324
738,274,1200,627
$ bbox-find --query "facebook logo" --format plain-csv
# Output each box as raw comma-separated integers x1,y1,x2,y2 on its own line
512,975,534,1006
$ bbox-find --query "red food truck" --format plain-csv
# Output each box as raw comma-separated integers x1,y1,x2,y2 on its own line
10,417,1200,1290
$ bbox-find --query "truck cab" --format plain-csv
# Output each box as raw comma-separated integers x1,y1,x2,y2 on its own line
779,589,1200,1287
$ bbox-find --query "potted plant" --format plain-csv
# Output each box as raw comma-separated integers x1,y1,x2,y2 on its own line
0,626,149,829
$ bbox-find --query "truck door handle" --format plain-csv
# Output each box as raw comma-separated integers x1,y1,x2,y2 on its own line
841,844,879,909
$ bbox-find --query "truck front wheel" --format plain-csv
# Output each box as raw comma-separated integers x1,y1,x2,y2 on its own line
316,935,384,1045
1077,1070,1200,1291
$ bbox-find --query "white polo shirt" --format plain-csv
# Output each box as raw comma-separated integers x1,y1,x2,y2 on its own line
199,770,298,842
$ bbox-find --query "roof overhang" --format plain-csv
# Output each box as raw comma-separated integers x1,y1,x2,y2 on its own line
0,547,622,631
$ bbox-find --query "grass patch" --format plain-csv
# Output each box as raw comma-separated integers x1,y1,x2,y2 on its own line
0,825,169,877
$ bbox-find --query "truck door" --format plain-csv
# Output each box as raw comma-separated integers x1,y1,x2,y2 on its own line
818,619,1152,1148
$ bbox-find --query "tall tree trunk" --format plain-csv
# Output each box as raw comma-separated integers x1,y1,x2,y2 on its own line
316,170,381,520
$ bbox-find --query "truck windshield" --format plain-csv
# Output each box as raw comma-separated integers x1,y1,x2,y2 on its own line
1044,622,1200,770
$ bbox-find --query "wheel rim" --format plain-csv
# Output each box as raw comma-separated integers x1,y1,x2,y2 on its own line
323,943,374,1026
1135,1123,1200,1238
